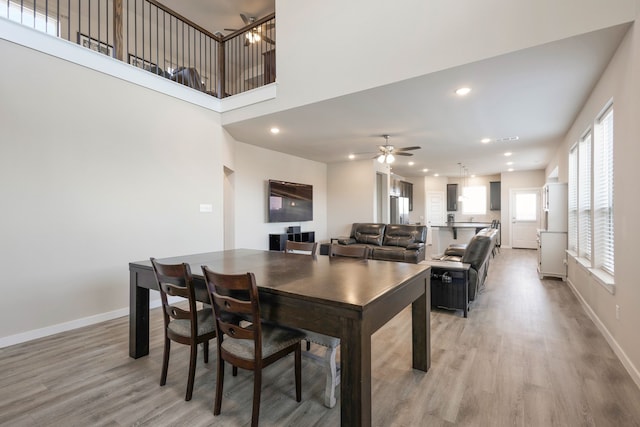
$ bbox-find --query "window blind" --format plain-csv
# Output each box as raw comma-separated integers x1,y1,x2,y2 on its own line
578,131,592,261
594,106,614,275
568,145,578,252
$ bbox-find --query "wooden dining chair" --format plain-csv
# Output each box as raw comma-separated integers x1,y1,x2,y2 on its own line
302,243,370,407
284,240,318,255
201,266,304,427
150,258,217,401
328,243,370,259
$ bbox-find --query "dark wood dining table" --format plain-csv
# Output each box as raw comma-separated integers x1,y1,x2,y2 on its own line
129,249,431,426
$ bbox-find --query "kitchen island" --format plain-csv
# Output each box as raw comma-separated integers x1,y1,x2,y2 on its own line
431,222,494,255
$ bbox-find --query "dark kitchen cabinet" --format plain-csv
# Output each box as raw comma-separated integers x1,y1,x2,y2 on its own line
447,184,458,211
490,181,501,211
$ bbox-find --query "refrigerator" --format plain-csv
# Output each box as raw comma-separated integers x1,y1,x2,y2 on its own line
390,196,410,224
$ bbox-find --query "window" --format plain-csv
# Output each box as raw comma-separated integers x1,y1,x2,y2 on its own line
578,131,592,261
461,186,486,215
568,145,578,252
594,105,614,275
568,101,615,285
514,192,537,221
0,1,58,36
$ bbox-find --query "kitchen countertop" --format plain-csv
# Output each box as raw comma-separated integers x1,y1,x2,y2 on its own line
432,222,493,228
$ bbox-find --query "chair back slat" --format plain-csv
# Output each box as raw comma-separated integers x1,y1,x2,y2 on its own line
329,244,370,259
202,267,262,348
285,240,318,255
151,258,198,324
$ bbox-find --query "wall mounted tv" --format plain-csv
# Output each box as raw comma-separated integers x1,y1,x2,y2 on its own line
268,180,313,222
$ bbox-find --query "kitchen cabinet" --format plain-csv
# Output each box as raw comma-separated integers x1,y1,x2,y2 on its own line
542,183,568,232
447,184,458,211
538,231,567,280
490,181,501,210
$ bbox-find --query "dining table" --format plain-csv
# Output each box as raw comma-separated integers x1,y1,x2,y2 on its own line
129,249,431,426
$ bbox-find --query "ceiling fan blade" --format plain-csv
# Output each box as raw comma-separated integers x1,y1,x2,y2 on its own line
397,146,421,151
240,13,250,25
395,152,414,156
263,36,276,45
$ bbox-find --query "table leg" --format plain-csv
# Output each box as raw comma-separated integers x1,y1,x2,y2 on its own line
129,270,150,359
412,275,431,371
340,317,371,426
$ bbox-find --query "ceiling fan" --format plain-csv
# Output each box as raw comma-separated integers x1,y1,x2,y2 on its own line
374,135,421,164
224,13,276,46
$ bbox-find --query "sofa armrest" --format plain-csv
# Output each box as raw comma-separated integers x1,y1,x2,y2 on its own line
406,242,425,250
338,238,357,245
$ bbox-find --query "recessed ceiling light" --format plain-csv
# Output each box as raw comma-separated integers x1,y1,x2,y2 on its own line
508,168,514,172
495,136,520,142
348,154,355,160
455,87,471,96
481,138,491,144
506,161,513,165
434,173,440,177
471,174,476,178
408,161,414,166
504,152,513,157
270,127,280,134
422,168,429,172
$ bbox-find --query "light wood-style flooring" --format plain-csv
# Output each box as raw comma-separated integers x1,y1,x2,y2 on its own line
2,249,640,426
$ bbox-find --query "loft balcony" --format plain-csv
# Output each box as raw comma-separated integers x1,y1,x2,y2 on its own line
1,0,276,99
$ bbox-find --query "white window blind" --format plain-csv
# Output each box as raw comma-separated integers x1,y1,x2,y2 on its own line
594,106,614,275
568,145,578,252
578,131,592,261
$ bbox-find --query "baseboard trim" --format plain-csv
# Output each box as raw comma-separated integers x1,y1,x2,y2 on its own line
0,298,166,349
566,278,640,391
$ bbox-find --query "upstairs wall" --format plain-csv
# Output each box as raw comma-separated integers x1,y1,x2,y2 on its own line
223,0,638,124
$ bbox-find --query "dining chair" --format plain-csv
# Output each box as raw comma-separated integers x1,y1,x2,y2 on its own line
328,243,370,259
150,258,217,401
201,266,304,427
301,243,369,408
284,240,318,255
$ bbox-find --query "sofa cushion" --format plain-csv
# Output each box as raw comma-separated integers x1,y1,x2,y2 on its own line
382,224,427,248
350,223,386,246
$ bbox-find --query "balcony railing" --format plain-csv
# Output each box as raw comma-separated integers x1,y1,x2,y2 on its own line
1,0,275,98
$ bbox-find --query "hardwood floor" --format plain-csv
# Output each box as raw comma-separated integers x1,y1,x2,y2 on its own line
2,249,640,426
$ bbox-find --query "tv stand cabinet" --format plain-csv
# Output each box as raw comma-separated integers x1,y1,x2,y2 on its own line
269,231,315,251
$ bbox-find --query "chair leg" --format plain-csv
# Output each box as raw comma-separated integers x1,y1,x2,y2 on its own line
214,359,224,415
306,340,311,351
232,365,238,376
185,343,198,401
203,341,209,363
322,345,339,408
295,344,302,402
251,367,262,427
160,337,170,386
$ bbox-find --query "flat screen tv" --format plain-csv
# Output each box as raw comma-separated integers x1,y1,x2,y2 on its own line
268,180,313,222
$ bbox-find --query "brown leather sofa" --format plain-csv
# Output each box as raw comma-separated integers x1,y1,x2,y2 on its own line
337,223,427,263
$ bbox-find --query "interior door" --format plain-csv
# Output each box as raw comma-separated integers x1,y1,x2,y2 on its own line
426,191,445,247
510,188,541,249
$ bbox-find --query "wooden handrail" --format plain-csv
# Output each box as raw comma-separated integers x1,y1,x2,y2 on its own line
144,0,223,42
222,13,276,41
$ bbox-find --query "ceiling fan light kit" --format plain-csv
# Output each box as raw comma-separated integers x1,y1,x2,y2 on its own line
373,135,421,165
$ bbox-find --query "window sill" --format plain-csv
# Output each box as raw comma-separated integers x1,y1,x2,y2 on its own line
566,251,615,295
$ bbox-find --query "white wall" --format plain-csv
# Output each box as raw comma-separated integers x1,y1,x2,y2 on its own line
233,142,328,249
0,37,228,342
327,160,383,239
223,0,638,124
548,20,640,386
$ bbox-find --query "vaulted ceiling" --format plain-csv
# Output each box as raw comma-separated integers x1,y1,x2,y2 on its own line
158,2,629,178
